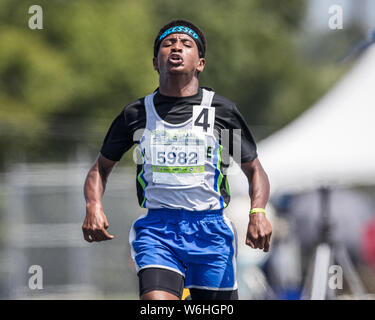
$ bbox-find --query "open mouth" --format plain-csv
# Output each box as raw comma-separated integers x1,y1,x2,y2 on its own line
168,54,183,66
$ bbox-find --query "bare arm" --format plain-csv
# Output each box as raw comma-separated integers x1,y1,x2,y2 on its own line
241,157,272,252
82,153,117,242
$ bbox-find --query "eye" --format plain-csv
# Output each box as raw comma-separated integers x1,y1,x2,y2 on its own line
162,39,174,47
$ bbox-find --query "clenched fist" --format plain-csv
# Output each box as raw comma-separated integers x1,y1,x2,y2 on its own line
82,203,114,242
246,212,272,252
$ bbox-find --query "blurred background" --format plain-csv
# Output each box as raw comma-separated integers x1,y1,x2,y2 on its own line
1,0,375,299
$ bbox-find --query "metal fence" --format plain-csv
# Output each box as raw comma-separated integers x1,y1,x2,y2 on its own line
0,162,143,299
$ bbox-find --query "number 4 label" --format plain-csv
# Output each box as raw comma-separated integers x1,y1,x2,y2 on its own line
192,105,215,134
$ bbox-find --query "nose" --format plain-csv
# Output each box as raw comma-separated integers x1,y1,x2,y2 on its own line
171,39,183,52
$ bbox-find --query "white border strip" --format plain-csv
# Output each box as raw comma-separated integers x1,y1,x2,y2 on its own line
185,285,237,291
129,212,148,272
223,214,238,290
138,264,186,278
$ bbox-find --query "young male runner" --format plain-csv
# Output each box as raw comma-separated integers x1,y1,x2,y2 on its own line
82,20,272,300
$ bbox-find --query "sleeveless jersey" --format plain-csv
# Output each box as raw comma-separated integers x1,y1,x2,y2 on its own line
136,89,230,211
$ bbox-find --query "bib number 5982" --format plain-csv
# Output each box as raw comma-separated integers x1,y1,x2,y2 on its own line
156,151,198,165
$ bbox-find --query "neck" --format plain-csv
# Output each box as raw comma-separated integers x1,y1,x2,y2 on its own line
158,73,199,97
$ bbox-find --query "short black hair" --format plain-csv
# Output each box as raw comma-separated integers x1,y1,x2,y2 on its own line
153,19,207,58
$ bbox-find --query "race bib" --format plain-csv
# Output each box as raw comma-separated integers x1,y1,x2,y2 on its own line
151,130,206,185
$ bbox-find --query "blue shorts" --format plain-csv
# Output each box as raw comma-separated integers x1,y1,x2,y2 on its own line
129,208,238,290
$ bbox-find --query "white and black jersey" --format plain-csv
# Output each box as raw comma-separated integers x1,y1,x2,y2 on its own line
100,87,257,210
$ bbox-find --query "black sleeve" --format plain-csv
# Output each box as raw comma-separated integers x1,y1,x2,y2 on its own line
100,110,134,161
229,104,258,163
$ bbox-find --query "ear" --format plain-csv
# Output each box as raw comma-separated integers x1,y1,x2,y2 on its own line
196,57,206,73
153,57,159,72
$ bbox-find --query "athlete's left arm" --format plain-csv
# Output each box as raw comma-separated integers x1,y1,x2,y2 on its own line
241,158,272,252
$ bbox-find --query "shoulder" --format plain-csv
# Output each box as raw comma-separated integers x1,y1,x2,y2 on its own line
202,86,236,108
204,88,236,119
120,97,148,129
213,93,236,110
107,97,146,131
122,97,145,118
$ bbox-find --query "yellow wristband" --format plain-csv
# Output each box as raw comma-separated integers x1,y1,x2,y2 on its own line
249,208,266,215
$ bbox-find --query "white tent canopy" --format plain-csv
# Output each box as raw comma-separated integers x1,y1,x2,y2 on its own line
257,43,375,194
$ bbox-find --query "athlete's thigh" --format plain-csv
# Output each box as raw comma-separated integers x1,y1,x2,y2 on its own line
138,267,185,299
130,212,186,276
184,216,237,290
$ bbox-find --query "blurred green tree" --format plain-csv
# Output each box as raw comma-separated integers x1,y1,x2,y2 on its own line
0,0,158,165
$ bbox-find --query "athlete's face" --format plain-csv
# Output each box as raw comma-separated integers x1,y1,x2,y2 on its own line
153,33,205,76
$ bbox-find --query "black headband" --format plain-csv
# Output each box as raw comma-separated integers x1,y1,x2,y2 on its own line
154,25,205,57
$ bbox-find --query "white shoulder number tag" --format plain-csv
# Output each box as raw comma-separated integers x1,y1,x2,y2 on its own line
192,105,215,135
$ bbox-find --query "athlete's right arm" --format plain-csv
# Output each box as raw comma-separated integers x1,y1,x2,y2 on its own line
82,153,117,242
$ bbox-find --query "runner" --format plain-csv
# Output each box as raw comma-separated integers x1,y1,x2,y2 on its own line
82,19,272,300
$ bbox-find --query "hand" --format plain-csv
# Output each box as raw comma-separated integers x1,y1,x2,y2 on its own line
82,203,114,242
246,212,272,252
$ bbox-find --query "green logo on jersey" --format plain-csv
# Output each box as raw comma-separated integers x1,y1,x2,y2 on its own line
152,165,205,173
